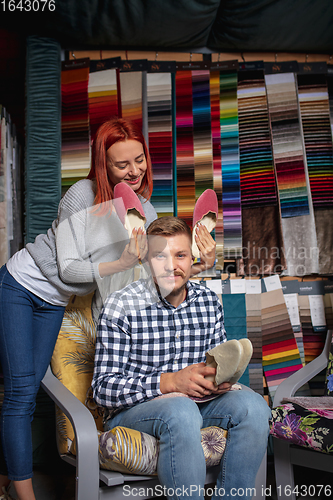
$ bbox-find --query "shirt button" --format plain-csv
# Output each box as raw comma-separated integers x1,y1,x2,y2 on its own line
174,360,177,364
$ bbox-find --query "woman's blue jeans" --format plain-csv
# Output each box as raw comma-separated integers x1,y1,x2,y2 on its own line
0,265,65,481
106,389,271,500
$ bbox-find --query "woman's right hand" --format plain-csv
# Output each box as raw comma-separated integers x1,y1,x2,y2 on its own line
98,228,147,277
117,227,148,271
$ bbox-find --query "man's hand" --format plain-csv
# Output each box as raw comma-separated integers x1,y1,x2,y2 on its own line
160,363,231,399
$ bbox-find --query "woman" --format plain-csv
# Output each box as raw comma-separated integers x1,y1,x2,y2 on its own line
0,118,215,500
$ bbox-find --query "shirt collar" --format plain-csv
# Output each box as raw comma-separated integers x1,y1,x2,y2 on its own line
144,278,202,309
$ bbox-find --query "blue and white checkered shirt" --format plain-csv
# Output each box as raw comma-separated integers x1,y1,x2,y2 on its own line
92,277,226,415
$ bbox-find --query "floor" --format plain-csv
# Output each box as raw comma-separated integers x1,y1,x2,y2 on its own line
6,453,333,499
3,393,332,500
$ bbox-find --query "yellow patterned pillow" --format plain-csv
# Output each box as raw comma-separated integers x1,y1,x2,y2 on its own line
98,426,227,474
51,293,104,454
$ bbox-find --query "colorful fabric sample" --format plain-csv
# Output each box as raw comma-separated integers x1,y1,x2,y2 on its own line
88,67,119,141
265,72,318,276
261,287,303,400
147,72,174,217
219,70,242,259
175,70,196,226
237,69,285,276
297,72,333,274
61,59,91,191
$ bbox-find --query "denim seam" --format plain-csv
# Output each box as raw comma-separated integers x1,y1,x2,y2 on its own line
127,416,179,490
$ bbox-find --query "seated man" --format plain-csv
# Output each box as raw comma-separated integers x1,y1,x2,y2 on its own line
92,216,271,500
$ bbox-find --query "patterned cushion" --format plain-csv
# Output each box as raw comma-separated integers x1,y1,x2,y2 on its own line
98,425,227,474
270,403,333,454
51,293,104,454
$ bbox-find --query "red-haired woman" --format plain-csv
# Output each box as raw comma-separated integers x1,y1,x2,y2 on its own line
0,118,215,500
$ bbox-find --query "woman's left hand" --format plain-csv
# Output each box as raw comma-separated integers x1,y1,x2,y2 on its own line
193,224,216,271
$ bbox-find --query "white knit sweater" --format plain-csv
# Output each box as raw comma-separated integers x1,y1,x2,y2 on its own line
24,179,157,298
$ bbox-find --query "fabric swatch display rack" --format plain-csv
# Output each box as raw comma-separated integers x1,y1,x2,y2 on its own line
237,62,285,277
0,107,22,267
61,58,91,193
60,55,333,275
205,274,333,401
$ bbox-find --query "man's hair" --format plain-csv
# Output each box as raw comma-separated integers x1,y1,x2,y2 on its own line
147,216,192,241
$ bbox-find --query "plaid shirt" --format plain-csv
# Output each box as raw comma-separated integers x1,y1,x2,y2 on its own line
92,277,226,415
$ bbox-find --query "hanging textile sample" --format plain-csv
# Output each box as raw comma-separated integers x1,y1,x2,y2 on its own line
119,60,147,131
245,279,264,395
323,281,333,335
88,57,120,141
265,64,318,276
298,280,327,395
261,275,303,401
61,58,90,193
328,65,333,139
210,69,224,269
219,66,242,260
175,67,196,226
175,61,222,272
192,69,214,197
282,279,306,366
237,64,285,276
147,62,175,217
193,67,223,270
26,36,62,242
221,279,250,387
297,65,333,275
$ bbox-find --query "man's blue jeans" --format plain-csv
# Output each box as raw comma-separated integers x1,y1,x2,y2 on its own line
0,265,65,480
106,389,271,500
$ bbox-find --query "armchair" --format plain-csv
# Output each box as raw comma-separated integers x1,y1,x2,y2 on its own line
270,330,333,500
41,294,267,500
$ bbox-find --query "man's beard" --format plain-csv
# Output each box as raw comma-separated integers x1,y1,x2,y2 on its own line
154,270,187,300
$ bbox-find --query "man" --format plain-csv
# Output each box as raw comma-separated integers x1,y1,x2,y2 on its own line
92,217,271,500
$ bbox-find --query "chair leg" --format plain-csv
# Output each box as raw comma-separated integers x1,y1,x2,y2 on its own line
273,438,296,500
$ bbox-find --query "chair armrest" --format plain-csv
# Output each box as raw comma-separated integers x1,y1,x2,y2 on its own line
41,366,100,499
273,330,332,407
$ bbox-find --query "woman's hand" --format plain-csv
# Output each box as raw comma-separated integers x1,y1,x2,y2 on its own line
98,228,147,277
118,227,148,271
190,224,216,276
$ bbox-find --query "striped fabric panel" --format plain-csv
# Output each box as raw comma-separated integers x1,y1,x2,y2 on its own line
297,73,333,208
265,72,310,218
192,70,214,197
210,71,224,268
88,68,119,141
219,71,242,258
147,72,173,217
222,292,250,386
175,71,196,226
245,293,264,396
261,286,303,400
328,68,333,139
238,70,277,207
61,62,91,191
119,71,143,129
